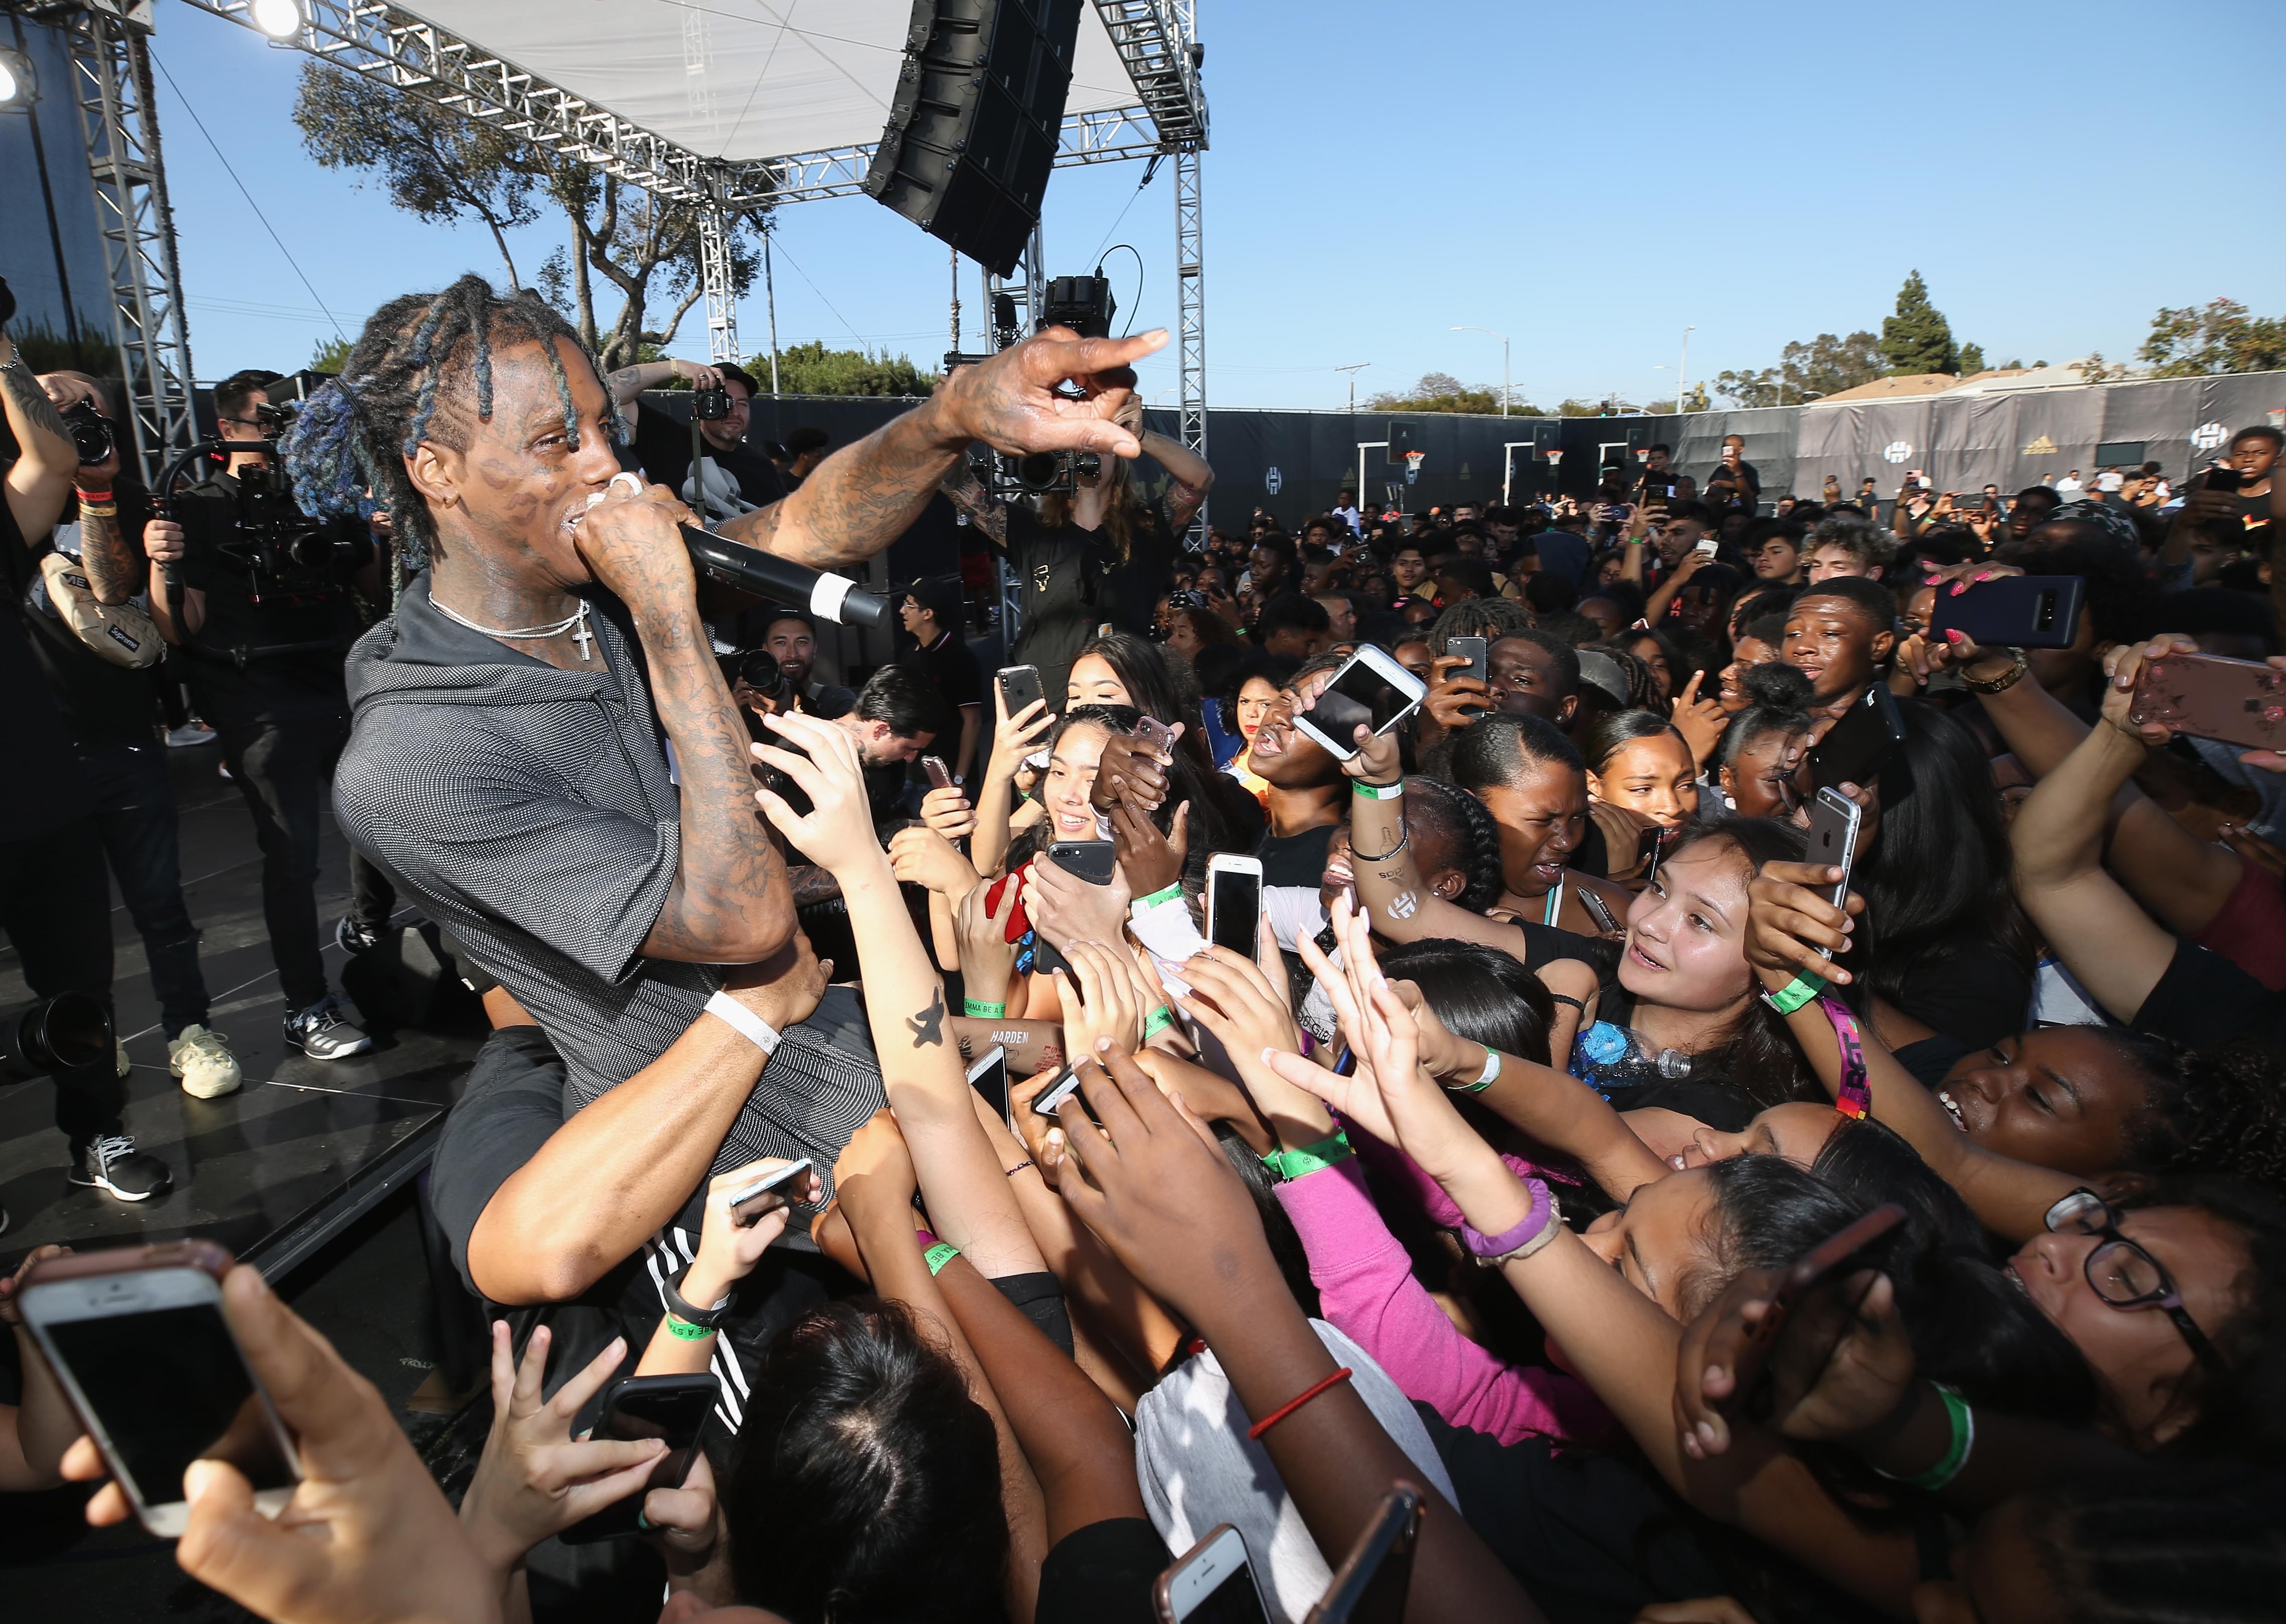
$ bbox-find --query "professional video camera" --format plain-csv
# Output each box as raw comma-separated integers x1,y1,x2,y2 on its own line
943,272,1120,499
157,400,361,606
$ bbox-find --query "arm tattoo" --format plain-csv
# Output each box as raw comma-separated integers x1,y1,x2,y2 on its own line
904,984,946,1048
1163,479,1206,532
76,498,138,604
940,465,1010,547
787,863,843,907
605,365,651,401
1,362,74,452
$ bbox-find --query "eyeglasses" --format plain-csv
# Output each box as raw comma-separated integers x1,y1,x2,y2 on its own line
2043,1188,2228,1375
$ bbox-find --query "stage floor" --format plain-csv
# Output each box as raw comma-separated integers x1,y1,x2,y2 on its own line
0,734,486,1272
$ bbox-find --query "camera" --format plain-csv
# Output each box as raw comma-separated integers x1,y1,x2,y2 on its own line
61,399,114,466
943,273,1122,501
691,385,732,422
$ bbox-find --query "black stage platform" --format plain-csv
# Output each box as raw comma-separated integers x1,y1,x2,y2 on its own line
0,735,487,1275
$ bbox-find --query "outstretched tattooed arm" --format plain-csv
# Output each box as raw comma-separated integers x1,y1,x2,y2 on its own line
0,340,78,539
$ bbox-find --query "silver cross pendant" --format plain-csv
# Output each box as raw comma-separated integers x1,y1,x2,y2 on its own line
571,610,594,662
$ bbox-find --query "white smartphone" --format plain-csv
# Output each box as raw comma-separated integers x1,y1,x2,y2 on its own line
725,1157,815,1226
966,1044,1009,1122
20,1242,300,1537
1206,853,1264,957
1155,1523,1271,1623
1805,787,1863,955
1693,536,1720,559
1031,1065,1085,1118
1293,645,1427,760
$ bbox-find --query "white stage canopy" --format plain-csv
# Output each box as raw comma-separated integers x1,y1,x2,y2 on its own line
393,0,1146,166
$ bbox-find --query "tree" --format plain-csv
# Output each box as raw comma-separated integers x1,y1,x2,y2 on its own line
1958,342,1987,375
1554,398,1607,417
2137,298,2286,377
310,335,355,373
1878,271,1959,376
294,63,771,372
1713,331,1886,407
763,340,938,397
1364,371,1527,415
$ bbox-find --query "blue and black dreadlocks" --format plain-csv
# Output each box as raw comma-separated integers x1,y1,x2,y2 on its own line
280,273,622,572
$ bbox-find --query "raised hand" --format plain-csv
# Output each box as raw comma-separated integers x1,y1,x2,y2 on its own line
1421,653,1492,740
1092,729,1177,812
1673,1265,1916,1460
1024,850,1133,955
459,1323,666,1576
688,1157,823,1298
1670,671,1727,769
988,686,1057,780
954,878,1022,1007
751,707,883,876
571,478,698,611
934,326,1169,461
1056,939,1147,1056
889,824,982,897
1106,795,1188,898
919,784,979,841
1744,860,1864,987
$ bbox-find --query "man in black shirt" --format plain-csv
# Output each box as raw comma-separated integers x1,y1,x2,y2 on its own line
784,426,830,491
897,574,984,781
609,358,786,522
1704,434,1762,515
142,370,389,1061
760,607,856,718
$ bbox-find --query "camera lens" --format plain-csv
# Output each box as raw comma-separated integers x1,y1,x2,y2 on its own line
1014,452,1062,490
1072,451,1102,480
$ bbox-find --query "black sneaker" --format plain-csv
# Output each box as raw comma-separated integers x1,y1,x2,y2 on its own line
284,994,374,1061
335,916,384,955
69,1135,173,1202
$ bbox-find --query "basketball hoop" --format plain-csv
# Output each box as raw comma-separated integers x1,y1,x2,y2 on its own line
1403,450,1426,485
1544,449,1564,464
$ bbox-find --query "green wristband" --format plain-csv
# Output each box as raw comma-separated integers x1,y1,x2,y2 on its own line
1351,779,1404,799
1135,882,1185,908
1892,1384,1975,1492
1142,1005,1175,1040
963,997,1007,1019
664,1313,715,1341
1761,971,1828,1015
923,1242,961,1277
1262,1128,1354,1182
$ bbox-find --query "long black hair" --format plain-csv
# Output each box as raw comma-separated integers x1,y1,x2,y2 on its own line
1851,700,2035,1018
1398,776,1507,913
279,273,617,573
725,1297,1009,1623
1379,938,1556,1067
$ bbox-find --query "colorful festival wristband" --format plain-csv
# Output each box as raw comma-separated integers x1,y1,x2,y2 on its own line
1760,971,1828,1016
923,1242,961,1277
1261,1128,1354,1182
1141,1005,1175,1040
1351,779,1405,799
1817,995,1873,1120
963,998,1008,1019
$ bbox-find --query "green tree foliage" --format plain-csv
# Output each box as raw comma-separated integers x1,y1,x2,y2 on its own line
1365,371,1533,415
1713,331,1886,407
293,62,769,371
1554,398,1610,417
310,335,355,373
1958,342,1987,375
2138,298,2286,377
762,340,938,397
1878,271,1959,376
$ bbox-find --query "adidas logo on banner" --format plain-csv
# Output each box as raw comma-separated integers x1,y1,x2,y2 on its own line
2021,435,2058,456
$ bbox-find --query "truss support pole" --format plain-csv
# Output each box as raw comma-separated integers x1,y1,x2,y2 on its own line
698,192,739,366
68,0,196,490
1174,143,1206,545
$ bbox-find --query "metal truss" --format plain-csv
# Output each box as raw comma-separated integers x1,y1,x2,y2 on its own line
1088,0,1206,148
60,0,197,488
1174,142,1206,540
695,204,737,364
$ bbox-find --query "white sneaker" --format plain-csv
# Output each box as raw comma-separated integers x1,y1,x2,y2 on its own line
169,1024,244,1099
165,720,217,748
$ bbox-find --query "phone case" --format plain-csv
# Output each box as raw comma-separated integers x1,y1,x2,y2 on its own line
1928,575,2085,651
24,1239,235,1288
2131,653,2286,752
1047,840,1117,885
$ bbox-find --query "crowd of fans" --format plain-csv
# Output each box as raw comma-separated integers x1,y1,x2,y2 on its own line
5,281,2286,1624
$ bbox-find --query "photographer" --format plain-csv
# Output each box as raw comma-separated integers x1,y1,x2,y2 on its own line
22,373,240,1100
606,355,784,521
142,369,391,1061
0,313,172,1207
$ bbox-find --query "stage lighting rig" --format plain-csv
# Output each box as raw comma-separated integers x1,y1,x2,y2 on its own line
250,0,303,39
0,48,36,107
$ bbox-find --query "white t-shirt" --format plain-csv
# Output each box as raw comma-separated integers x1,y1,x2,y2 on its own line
2053,475,2083,494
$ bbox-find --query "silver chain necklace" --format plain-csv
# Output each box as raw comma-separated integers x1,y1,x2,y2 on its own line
432,594,594,661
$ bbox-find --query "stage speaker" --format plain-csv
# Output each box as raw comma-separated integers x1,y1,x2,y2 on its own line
864,0,1083,276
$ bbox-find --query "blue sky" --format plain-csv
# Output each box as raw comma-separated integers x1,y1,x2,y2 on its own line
145,0,2284,412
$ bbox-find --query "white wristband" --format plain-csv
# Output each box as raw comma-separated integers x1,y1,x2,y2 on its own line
704,989,780,1056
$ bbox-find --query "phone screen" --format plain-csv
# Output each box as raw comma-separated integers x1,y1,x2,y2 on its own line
968,1048,1009,1119
1301,658,1415,751
1178,1562,1272,1624
1209,868,1262,956
564,1379,714,1543
45,1303,297,1506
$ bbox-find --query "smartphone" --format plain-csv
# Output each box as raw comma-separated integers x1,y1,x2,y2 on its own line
1805,788,1863,944
1305,1484,1422,1624
1030,1065,1091,1121
997,664,1045,719
20,1242,300,1537
967,1044,1009,1120
1294,646,1428,759
724,1157,814,1227
1445,634,1488,687
560,1372,720,1544
2130,651,2286,752
1928,575,2085,651
1808,683,1907,791
1033,840,1117,977
2204,465,2246,493
1207,853,1264,957
1635,823,1669,883
1133,715,1176,756
922,755,954,792
1155,1523,1271,1624
1576,885,1622,935
1725,1204,1909,1420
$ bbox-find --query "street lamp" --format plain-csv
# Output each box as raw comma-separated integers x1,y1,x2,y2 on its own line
1677,325,1695,414
1334,362,1370,414
1451,325,1510,417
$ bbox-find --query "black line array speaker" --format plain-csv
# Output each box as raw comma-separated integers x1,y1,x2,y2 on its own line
863,0,1084,277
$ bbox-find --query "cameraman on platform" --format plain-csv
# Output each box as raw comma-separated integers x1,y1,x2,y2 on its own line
608,357,784,522
141,370,392,1061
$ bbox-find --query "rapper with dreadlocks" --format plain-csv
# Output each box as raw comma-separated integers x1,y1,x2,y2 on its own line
299,274,1160,1190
